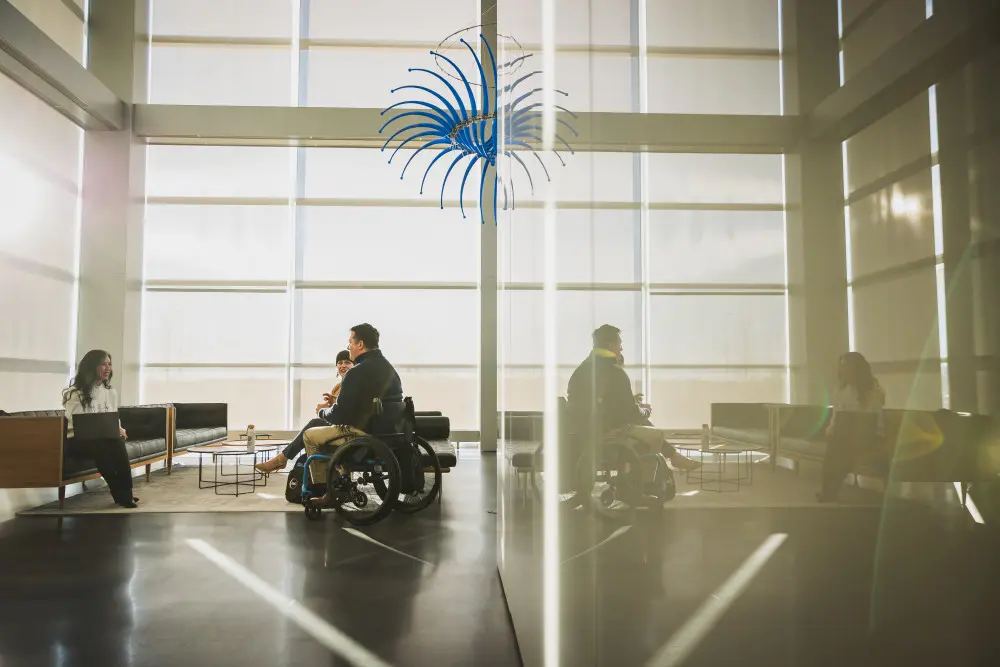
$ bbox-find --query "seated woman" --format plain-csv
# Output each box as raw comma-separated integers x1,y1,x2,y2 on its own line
255,350,354,473
817,351,886,502
62,350,137,508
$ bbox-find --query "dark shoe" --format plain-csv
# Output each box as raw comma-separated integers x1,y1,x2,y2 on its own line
117,500,138,509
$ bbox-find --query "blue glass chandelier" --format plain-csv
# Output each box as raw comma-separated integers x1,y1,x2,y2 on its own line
379,29,577,222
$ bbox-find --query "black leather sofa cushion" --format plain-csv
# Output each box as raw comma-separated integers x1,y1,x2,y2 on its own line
9,409,65,418
425,440,457,468
174,427,227,451
415,416,450,440
712,427,769,447
62,437,168,480
504,441,538,469
778,437,826,460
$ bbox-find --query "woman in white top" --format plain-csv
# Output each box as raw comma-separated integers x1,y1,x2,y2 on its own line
62,350,136,508
818,351,886,502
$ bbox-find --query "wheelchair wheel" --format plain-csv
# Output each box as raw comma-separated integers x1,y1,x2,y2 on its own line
577,442,646,520
326,436,400,526
393,436,442,514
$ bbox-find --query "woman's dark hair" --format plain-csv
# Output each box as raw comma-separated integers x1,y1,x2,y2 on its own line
63,349,112,409
839,351,876,404
350,323,380,350
335,350,352,364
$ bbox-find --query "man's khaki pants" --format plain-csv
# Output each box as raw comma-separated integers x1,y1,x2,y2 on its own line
604,424,666,482
302,424,367,483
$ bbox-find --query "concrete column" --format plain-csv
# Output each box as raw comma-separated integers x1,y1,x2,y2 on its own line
480,2,499,452
76,0,147,404
781,0,849,403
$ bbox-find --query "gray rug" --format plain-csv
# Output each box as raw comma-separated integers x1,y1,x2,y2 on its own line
18,461,301,516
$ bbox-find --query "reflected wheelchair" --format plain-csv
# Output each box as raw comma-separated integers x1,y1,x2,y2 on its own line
300,397,443,526
531,399,676,518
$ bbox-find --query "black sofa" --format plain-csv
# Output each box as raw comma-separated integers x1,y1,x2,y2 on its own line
168,402,228,470
414,414,457,469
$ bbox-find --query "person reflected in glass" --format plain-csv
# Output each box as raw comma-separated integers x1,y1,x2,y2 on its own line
567,324,701,474
62,350,137,508
255,349,354,473
817,351,886,502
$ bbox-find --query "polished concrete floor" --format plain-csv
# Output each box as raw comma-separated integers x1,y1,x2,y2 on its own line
0,450,520,667
499,460,1000,667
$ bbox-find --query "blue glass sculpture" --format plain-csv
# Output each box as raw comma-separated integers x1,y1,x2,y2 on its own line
379,33,577,222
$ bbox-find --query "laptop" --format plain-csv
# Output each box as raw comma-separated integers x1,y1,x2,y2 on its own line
73,411,121,441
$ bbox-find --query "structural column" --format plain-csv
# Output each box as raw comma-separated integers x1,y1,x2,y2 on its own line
781,0,849,403
77,0,148,404
480,2,499,451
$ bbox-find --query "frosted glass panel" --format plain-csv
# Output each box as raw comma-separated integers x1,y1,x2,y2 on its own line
142,291,289,364
501,0,632,47
647,57,780,115
152,0,294,38
142,367,286,429
846,91,931,194
853,267,939,364
646,0,780,49
144,205,291,282
648,210,786,284
502,290,642,366
0,265,75,361
649,295,787,365
878,371,943,411
297,289,479,365
849,169,936,279
511,152,636,204
309,0,478,42
647,154,784,204
147,145,292,199
512,51,633,113
502,208,640,284
300,207,478,282
842,0,925,82
651,368,786,428
150,45,292,106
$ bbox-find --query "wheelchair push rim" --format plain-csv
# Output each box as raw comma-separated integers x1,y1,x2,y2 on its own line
324,435,401,526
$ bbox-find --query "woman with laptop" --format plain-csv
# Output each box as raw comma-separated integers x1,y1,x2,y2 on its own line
62,349,137,508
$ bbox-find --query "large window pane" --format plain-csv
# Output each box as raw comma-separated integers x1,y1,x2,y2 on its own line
142,367,286,429
512,51,633,113
845,91,931,194
300,207,477,283
853,267,939,364
142,291,289,364
144,205,291,282
502,290,642,366
147,145,292,199
647,57,780,115
0,372,69,413
849,169,936,279
0,265,75,361
309,0,478,43
878,371,943,411
297,289,478,365
649,294,787,366
842,0,925,82
647,154,784,204
152,0,294,38
648,210,785,284
149,45,292,106
647,0,780,50
502,209,640,284
651,368,786,428
510,152,636,204
501,0,632,47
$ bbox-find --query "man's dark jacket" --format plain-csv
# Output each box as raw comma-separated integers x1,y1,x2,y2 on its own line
566,351,649,442
318,349,404,433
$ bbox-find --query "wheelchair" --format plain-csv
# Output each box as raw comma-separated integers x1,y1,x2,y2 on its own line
300,397,443,526
531,400,676,518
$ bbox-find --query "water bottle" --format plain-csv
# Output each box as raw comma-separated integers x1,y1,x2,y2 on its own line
700,423,710,452
246,424,256,454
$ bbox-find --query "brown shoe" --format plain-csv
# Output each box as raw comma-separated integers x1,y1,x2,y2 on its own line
254,454,287,474
670,454,702,472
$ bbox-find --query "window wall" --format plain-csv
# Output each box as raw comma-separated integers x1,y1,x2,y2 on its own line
0,70,84,410
839,0,947,410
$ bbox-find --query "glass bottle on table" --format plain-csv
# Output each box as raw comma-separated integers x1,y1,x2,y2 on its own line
246,424,256,454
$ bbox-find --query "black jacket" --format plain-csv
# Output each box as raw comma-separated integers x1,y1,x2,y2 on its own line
566,351,648,439
318,349,404,433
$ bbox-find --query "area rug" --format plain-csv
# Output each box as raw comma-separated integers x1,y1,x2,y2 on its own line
17,460,302,516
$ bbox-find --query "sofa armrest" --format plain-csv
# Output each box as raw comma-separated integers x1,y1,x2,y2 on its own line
0,415,65,488
119,405,169,441
173,402,228,430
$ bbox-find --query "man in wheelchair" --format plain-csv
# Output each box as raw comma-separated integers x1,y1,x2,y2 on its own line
300,323,405,506
567,324,701,499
